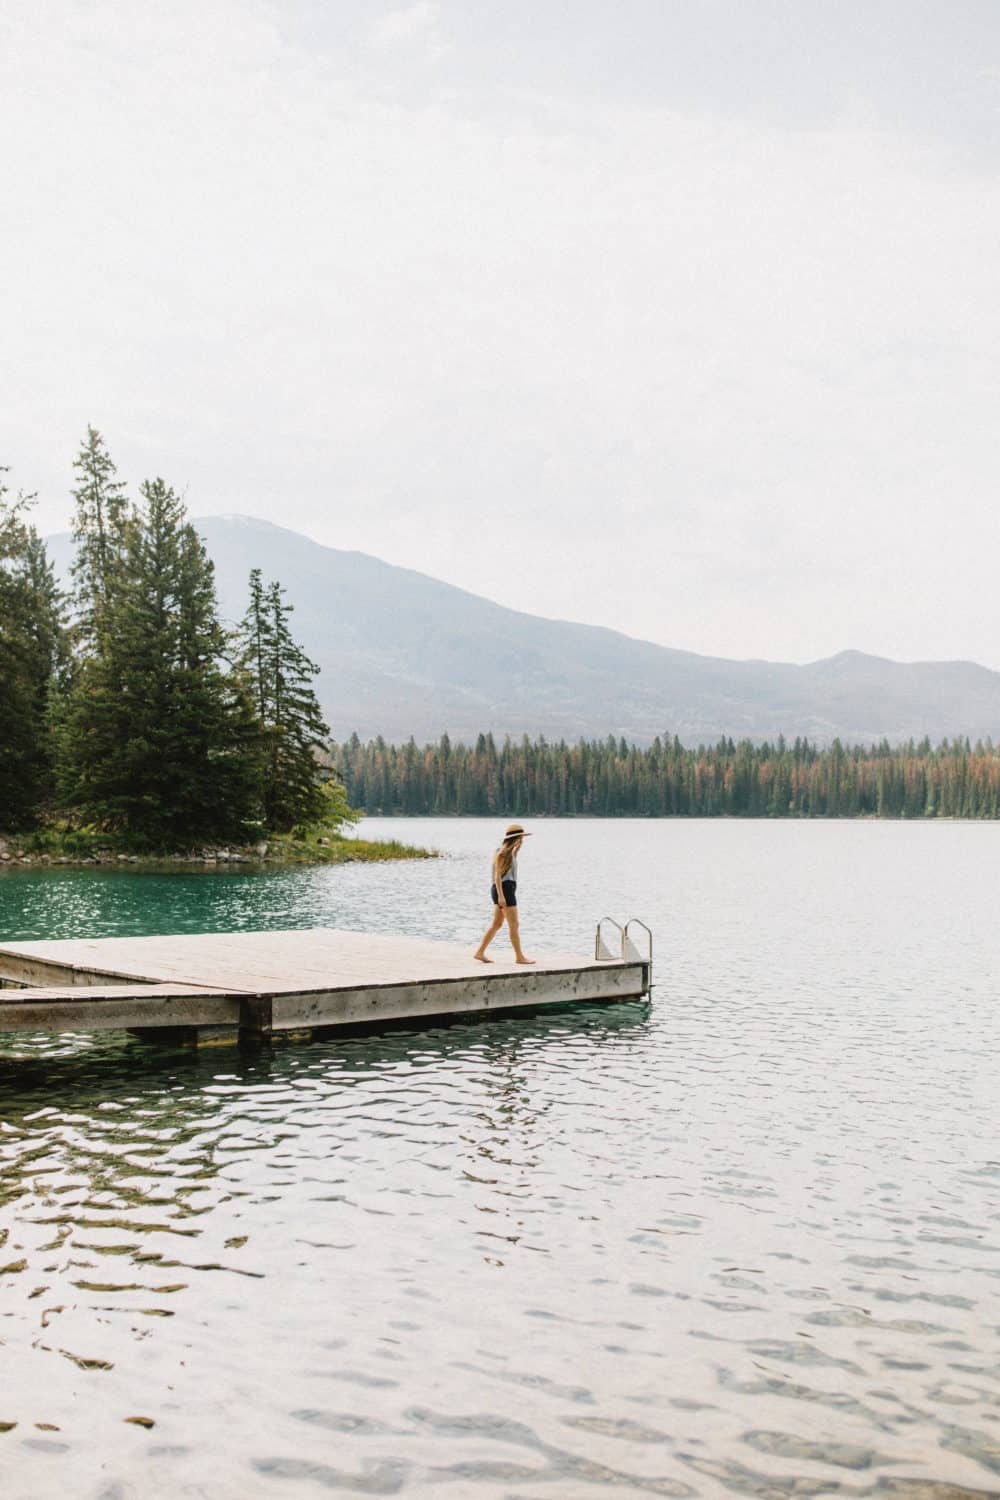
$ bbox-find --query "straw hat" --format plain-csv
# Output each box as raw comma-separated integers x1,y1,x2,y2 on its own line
503,823,532,842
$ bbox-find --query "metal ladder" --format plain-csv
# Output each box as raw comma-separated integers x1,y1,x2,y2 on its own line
595,917,653,991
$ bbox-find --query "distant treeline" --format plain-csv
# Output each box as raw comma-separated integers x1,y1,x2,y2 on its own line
330,732,1000,818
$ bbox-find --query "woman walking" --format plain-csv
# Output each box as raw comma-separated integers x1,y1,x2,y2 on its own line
473,823,535,965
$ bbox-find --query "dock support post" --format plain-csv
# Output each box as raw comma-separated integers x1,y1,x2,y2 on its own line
239,995,273,1040
126,1025,201,1046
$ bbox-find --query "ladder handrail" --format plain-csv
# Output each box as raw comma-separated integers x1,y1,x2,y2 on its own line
594,917,653,994
624,918,653,963
595,916,624,960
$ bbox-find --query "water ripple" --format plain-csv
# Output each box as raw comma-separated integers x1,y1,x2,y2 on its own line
1,820,999,1497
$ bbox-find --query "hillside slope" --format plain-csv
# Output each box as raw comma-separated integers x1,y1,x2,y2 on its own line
45,516,1000,746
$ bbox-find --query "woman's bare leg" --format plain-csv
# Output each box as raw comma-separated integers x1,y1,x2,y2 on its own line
474,906,505,961
505,908,534,965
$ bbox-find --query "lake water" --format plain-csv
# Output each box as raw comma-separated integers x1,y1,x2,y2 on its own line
1,818,998,1500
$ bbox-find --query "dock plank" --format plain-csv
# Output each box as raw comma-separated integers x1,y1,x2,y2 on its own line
0,983,224,1003
0,927,650,1036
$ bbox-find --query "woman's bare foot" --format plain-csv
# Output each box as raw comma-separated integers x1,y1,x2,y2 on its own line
515,956,535,965
473,952,494,963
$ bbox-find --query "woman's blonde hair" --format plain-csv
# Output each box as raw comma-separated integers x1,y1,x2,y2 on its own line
496,824,526,879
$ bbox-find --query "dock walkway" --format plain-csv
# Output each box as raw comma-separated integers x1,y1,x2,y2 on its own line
0,928,651,1038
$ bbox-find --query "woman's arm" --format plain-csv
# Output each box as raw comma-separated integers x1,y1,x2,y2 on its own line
494,852,506,906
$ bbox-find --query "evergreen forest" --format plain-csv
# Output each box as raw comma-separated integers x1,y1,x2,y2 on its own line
331,732,1000,819
7,431,1000,837
1,430,342,843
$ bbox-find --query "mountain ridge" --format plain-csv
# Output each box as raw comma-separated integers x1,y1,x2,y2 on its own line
43,515,1000,747
197,518,983,675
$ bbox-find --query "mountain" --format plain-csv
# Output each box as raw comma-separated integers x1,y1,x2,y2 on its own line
45,515,1000,747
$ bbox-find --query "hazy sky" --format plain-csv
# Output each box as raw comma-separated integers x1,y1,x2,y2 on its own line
3,1,999,665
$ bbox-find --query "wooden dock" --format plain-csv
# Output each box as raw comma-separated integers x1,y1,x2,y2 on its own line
0,928,651,1039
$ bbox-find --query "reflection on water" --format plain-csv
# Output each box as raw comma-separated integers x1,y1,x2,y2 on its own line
1,819,999,1499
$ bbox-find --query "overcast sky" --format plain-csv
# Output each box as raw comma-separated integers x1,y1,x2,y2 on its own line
3,1,999,666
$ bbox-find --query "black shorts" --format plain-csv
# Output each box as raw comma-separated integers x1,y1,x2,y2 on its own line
490,879,517,908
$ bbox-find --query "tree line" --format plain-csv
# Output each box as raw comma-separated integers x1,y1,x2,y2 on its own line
330,731,1000,818
1,429,341,843
8,433,1000,835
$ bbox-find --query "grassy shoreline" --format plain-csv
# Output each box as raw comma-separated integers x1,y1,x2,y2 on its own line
0,826,436,870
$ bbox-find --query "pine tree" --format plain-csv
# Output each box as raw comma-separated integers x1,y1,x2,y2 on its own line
237,572,332,830
0,471,68,826
61,478,258,843
0,470,39,825
241,568,272,722
69,426,129,643
20,525,70,810
262,577,331,830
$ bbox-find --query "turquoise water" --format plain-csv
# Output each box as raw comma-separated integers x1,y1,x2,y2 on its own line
1,819,999,1499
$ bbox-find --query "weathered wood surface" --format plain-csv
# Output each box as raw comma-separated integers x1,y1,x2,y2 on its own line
0,928,650,1035
0,981,238,1031
0,982,222,1002
270,962,646,1031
